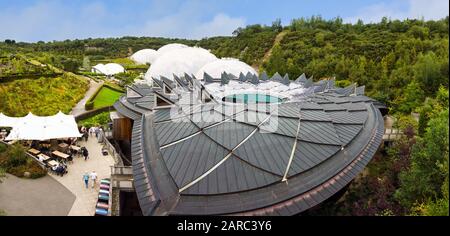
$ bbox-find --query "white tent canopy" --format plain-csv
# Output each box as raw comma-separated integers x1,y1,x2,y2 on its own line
3,111,82,141
0,113,20,128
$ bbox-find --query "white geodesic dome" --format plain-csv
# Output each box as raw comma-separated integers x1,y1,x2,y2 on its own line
92,63,125,75
145,47,218,81
195,58,258,80
130,49,158,65
156,43,189,55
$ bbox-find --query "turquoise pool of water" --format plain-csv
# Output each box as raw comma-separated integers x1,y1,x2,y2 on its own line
223,93,283,104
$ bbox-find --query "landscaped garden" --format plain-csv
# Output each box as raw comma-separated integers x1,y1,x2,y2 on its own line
93,86,123,109
77,111,111,128
0,143,47,179
85,83,124,110
0,73,89,116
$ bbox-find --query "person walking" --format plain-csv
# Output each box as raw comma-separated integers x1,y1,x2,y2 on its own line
90,171,98,189
82,147,89,161
94,126,100,139
82,172,89,189
89,126,95,137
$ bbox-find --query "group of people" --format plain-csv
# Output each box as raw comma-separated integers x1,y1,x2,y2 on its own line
80,125,104,142
52,163,68,176
82,171,98,189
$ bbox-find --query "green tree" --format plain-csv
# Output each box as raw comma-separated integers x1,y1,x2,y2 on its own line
392,80,425,114
395,108,449,210
272,18,283,32
413,52,445,95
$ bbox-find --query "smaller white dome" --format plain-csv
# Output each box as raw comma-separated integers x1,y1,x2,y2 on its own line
130,49,158,65
92,63,125,75
195,58,258,80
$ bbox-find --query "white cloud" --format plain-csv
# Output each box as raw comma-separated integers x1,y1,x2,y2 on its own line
136,0,245,39
191,13,246,39
408,0,449,20
140,12,245,39
344,0,449,23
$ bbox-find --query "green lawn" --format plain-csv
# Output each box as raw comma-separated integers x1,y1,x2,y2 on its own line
93,87,123,109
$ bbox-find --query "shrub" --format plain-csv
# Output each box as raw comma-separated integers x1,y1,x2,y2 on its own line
78,111,111,128
5,144,27,168
85,101,94,110
0,143,7,153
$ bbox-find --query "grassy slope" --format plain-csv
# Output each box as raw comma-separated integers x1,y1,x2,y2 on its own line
92,86,123,109
0,73,89,116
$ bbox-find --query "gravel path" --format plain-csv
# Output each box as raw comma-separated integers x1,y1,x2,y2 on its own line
71,78,104,116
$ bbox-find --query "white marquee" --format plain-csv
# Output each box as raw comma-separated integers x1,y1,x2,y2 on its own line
2,111,82,141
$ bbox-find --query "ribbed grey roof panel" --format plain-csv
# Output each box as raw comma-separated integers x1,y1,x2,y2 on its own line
297,101,323,110
113,100,142,120
326,110,368,124
300,109,332,122
182,155,281,195
260,117,299,138
160,133,230,189
233,110,270,126
153,108,174,123
334,124,363,146
130,83,154,96
297,121,342,145
155,117,200,146
288,141,341,177
340,102,368,111
319,103,347,111
130,117,160,216
214,104,246,117
233,131,294,176
190,110,227,129
203,121,256,150
275,103,301,118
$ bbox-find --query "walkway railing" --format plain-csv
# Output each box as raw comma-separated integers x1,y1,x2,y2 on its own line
98,129,124,166
111,165,133,176
382,128,404,141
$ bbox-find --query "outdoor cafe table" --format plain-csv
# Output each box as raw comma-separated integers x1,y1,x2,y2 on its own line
37,153,51,161
52,150,70,159
47,160,58,168
28,148,41,155
58,143,69,148
70,145,81,152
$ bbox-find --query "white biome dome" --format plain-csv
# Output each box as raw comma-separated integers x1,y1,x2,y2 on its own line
130,49,158,65
195,58,258,80
156,43,189,56
92,63,125,75
145,47,218,81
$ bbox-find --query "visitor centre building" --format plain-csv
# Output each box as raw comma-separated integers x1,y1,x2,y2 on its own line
108,44,387,216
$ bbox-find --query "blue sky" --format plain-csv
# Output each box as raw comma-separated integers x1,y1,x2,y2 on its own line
0,0,448,42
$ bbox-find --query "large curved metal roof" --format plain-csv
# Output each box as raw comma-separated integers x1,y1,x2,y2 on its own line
114,74,384,216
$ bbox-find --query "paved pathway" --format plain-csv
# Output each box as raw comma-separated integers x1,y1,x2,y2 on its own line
0,174,75,216
71,78,103,116
50,136,115,216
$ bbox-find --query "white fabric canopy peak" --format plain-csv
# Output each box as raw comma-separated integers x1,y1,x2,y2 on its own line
2,111,82,141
